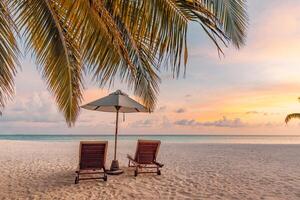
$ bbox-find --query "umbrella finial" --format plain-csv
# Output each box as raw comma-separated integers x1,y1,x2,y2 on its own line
115,89,122,94
110,89,128,96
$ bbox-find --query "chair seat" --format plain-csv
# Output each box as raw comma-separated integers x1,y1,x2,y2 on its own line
75,141,108,184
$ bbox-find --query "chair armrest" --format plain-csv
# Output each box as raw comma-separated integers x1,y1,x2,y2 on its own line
127,154,134,161
127,154,140,166
154,161,164,168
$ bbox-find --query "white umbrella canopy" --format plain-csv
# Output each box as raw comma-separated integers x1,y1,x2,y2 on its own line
81,90,150,175
81,90,149,113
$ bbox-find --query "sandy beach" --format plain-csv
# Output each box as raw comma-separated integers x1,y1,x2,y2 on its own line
1,140,300,200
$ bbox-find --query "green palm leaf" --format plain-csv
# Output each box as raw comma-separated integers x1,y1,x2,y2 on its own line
15,0,83,126
0,0,18,111
180,0,247,49
100,1,162,109
64,0,161,110
0,0,248,125
285,113,300,124
106,0,189,76
285,97,300,124
204,0,248,48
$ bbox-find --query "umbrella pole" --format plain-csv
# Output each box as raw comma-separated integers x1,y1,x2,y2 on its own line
108,106,123,175
114,108,119,160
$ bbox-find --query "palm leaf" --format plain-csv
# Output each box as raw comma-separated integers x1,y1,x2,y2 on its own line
3,0,248,125
63,0,161,110
0,0,19,111
15,0,83,126
210,0,248,48
107,0,189,77
285,113,300,124
79,0,247,109
103,1,162,109
73,0,189,109
182,0,248,49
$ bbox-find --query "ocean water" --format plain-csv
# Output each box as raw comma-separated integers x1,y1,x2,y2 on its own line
0,134,300,144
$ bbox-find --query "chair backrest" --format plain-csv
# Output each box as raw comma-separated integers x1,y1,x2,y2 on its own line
134,140,161,164
79,141,108,170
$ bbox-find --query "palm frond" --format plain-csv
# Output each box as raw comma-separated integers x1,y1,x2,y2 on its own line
62,0,160,110
0,0,19,110
79,0,247,109
211,0,248,48
104,2,162,109
67,0,189,109
285,113,300,124
3,0,248,125
15,0,83,126
106,0,189,76
182,0,248,49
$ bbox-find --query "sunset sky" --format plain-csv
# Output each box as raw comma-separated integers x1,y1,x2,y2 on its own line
1,0,300,135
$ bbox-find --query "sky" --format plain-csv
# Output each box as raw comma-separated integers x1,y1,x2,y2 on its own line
1,0,300,135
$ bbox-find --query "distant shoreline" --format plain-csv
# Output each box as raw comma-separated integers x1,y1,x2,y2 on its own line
1,134,300,137
1,134,300,144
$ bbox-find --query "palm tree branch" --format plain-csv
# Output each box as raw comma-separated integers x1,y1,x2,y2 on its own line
91,2,161,109
62,0,160,109
88,0,137,75
285,113,300,124
15,0,83,125
106,0,189,76
5,0,248,125
0,0,19,110
46,1,74,117
185,0,248,48
111,18,161,110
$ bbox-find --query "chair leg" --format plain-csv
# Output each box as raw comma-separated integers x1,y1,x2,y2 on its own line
134,167,138,177
103,168,107,181
75,173,79,184
157,168,161,175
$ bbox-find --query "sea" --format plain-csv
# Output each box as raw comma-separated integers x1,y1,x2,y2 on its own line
0,134,300,144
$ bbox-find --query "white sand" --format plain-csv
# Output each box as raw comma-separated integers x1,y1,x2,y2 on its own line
1,141,300,200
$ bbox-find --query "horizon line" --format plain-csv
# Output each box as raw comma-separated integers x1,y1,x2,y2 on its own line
1,134,300,137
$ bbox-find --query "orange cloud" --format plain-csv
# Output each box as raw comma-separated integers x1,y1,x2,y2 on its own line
189,83,300,124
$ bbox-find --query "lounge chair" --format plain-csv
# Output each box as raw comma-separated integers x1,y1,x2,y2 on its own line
127,140,164,176
75,141,108,184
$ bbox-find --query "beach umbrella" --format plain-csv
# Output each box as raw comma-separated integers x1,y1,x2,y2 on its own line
81,90,149,175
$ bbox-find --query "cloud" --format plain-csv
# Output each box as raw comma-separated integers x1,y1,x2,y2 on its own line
157,106,167,112
175,108,186,113
175,116,246,128
175,119,196,126
245,111,280,116
174,116,284,129
246,111,260,115
0,92,63,123
130,119,156,128
161,116,172,128
246,111,268,116
130,115,172,129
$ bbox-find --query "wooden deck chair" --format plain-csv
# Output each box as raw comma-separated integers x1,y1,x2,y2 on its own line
127,140,164,176
75,141,108,184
